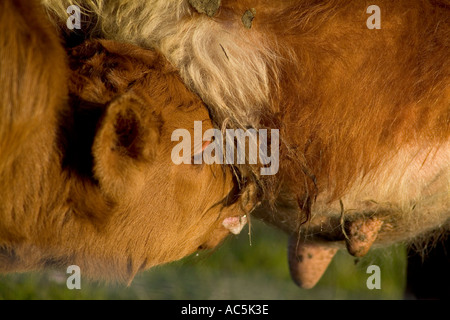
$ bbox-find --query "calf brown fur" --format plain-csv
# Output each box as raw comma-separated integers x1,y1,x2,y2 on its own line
0,0,255,283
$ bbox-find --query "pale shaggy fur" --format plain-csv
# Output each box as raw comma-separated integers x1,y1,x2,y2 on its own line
43,0,278,128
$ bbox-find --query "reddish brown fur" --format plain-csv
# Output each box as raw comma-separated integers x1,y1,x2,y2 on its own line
0,0,255,283
212,0,450,245
210,0,449,195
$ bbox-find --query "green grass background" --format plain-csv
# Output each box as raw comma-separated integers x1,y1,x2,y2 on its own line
0,220,407,300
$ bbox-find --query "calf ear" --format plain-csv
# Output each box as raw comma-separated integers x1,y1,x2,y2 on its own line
92,92,162,196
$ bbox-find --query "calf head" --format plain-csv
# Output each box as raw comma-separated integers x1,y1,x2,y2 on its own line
58,40,257,281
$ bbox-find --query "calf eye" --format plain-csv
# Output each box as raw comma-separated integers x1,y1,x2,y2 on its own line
191,140,212,168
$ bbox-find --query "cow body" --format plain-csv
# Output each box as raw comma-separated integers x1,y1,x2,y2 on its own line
42,0,450,250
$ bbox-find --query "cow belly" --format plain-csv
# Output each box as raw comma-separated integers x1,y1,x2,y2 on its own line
257,142,450,247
